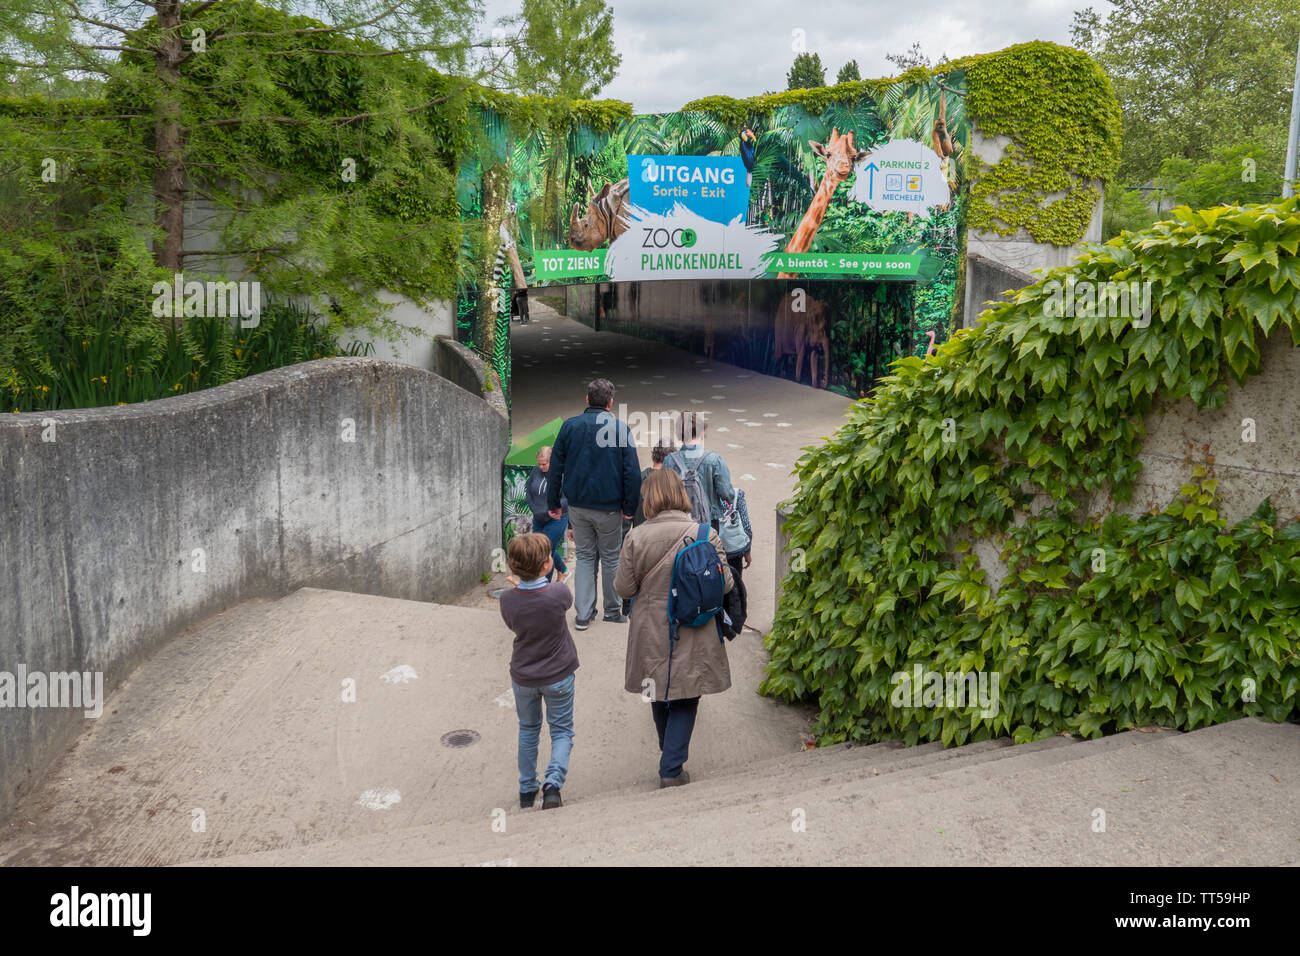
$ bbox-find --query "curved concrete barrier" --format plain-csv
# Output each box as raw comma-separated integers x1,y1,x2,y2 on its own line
432,335,508,418
0,356,507,817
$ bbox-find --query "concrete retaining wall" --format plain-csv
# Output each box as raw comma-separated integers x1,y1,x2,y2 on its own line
432,335,508,419
341,294,455,369
0,357,507,818
961,254,1036,330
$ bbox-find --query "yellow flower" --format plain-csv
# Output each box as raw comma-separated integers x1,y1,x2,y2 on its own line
234,349,242,357
173,383,182,391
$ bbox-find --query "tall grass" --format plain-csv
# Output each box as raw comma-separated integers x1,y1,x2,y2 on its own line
3,299,371,413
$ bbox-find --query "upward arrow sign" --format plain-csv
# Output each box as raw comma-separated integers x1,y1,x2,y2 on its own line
862,162,880,199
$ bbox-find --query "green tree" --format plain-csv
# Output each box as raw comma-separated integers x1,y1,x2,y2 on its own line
492,0,620,99
786,52,826,90
1,0,482,331
1155,143,1287,209
1071,0,1300,185
1101,182,1159,238
836,59,860,84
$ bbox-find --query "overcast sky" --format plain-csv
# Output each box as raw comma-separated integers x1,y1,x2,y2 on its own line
480,0,1088,113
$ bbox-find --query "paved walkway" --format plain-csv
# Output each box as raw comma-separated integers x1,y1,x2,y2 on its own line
0,589,815,865
502,301,853,631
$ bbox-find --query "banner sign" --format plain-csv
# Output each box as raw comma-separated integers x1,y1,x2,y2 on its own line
460,71,971,391
629,155,750,224
496,72,967,289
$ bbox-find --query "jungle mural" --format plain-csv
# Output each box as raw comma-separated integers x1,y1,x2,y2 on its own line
456,70,968,401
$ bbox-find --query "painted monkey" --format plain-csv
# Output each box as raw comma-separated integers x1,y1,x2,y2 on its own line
932,94,953,157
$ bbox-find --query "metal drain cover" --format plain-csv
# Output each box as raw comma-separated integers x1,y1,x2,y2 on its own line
441,729,481,749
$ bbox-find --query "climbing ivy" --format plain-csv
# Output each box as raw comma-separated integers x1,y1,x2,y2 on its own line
468,87,632,138
956,42,1121,245
761,199,1300,745
682,76,905,126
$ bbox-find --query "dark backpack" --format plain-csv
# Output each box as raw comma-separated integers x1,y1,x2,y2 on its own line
664,524,726,699
668,452,712,524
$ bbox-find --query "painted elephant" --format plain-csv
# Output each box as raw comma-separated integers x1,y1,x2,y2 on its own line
774,292,831,389
569,179,631,251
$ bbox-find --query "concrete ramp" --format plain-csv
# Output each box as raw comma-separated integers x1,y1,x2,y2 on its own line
0,588,812,866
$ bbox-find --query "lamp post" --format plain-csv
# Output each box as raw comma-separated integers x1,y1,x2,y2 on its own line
1285,30,1300,198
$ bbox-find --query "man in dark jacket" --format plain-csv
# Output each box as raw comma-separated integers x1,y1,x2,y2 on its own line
548,378,641,629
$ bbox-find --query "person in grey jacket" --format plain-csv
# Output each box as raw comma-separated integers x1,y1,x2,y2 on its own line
666,410,735,527
528,446,568,582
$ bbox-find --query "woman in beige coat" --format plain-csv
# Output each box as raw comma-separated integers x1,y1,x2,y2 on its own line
614,469,733,787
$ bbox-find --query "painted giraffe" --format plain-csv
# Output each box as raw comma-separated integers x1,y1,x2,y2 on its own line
776,128,871,279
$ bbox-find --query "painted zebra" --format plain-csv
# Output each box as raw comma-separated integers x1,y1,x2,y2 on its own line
494,210,529,323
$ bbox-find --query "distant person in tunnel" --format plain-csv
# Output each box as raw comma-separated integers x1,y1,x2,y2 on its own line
527,446,568,582
632,439,677,528
548,378,642,630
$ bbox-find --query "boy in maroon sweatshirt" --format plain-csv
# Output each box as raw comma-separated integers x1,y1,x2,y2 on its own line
499,533,580,810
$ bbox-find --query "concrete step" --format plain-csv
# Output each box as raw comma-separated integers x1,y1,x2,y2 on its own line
413,732,1163,865
530,720,1295,866
198,728,1181,866
406,721,1296,866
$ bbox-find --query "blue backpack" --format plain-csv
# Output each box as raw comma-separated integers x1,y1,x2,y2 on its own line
664,524,726,701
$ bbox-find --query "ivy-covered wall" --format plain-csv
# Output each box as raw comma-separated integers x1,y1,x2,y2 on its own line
762,199,1300,746
958,42,1121,245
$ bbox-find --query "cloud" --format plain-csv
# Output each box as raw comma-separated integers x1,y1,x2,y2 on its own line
479,0,1083,113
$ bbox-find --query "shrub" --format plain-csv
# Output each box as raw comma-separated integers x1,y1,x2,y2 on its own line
3,298,370,412
762,199,1300,745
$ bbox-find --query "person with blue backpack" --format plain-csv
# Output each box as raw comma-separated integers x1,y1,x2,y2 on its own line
614,468,734,788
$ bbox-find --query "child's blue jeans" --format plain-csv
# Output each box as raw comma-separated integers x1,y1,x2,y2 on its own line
532,514,569,576
513,673,575,793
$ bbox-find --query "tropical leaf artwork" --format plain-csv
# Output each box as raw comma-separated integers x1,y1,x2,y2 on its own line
502,466,533,544
480,73,970,396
